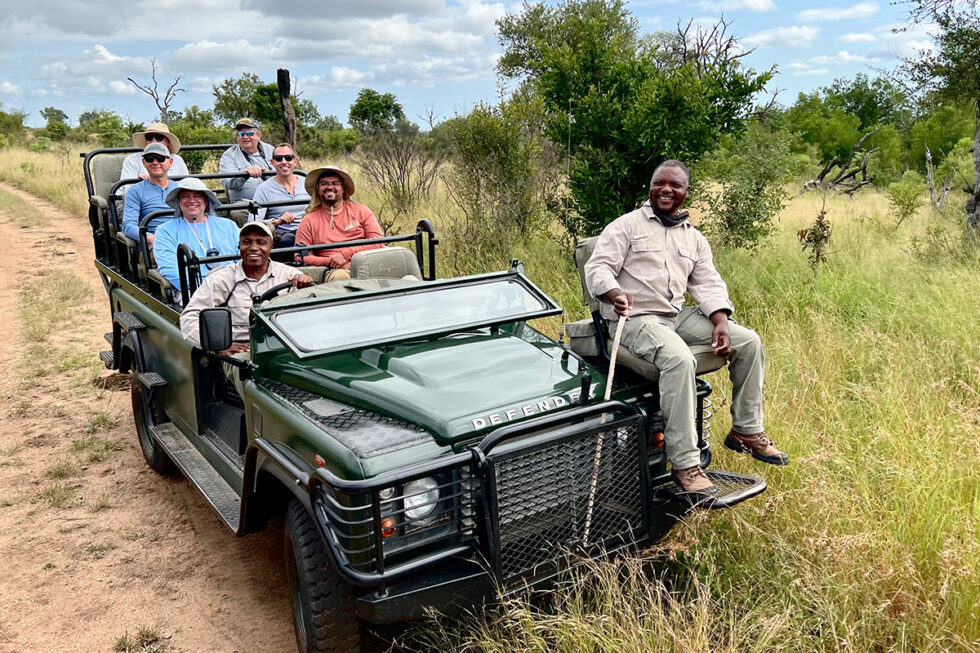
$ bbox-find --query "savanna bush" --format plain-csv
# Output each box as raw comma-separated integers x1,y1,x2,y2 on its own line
886,170,926,226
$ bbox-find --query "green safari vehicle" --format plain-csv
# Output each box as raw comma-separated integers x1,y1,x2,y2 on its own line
83,147,766,652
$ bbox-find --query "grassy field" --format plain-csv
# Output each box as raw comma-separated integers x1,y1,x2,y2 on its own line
1,147,977,652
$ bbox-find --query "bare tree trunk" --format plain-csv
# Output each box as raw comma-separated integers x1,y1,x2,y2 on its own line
925,144,938,207
277,69,296,149
967,122,980,230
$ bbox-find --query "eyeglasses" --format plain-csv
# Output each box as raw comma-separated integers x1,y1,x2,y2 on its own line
144,133,168,142
238,130,256,137
142,154,169,163
318,180,344,188
272,154,295,162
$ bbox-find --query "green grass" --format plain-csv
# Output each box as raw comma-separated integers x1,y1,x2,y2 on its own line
0,186,46,227
37,482,79,508
72,434,124,463
86,542,117,559
18,272,91,342
43,459,82,480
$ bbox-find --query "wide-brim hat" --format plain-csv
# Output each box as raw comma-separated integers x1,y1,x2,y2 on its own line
132,122,181,153
166,177,221,219
305,166,355,211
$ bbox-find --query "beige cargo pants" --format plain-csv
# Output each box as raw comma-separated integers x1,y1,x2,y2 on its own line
618,306,764,470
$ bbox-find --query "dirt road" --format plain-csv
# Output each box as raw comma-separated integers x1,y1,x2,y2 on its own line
0,182,298,652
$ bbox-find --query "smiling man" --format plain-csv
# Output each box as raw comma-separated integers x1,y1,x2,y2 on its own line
585,160,788,502
121,142,179,244
219,117,275,202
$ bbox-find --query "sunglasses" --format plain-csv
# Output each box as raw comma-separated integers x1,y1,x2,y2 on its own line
238,130,256,137
142,154,169,163
272,154,295,162
144,133,169,142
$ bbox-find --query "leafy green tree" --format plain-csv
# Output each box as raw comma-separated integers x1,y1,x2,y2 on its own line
823,74,911,132
0,103,28,143
497,0,773,236
902,1,980,229
348,89,405,133
906,103,974,171
212,73,262,125
783,92,863,164
75,109,128,147
37,106,70,141
40,107,68,125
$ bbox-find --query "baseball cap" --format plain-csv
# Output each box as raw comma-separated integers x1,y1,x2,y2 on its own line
142,142,173,158
240,221,275,239
235,117,260,130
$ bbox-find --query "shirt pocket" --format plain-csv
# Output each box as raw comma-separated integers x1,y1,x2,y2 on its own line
675,246,697,277
629,236,663,267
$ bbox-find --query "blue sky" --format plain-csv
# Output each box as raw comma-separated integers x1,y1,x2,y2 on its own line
0,0,934,129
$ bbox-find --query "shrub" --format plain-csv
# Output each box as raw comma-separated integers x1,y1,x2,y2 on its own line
886,170,926,226
28,136,53,153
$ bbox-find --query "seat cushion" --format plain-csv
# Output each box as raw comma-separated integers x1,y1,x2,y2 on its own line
350,247,422,280
612,341,726,382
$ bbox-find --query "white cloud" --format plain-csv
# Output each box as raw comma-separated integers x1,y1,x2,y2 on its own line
838,32,876,43
170,39,286,71
1,81,23,96
787,62,830,75
109,80,137,95
796,2,878,22
39,44,147,79
700,0,777,11
743,25,819,48
806,50,880,64
239,0,444,19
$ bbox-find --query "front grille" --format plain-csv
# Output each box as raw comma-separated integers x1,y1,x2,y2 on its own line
491,418,645,581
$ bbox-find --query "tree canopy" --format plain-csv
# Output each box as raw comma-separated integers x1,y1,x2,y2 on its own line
497,0,773,236
348,88,405,133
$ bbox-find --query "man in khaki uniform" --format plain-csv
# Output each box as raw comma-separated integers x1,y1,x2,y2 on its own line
585,160,788,502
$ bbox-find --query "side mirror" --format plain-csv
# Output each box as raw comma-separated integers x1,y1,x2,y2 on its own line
199,307,233,352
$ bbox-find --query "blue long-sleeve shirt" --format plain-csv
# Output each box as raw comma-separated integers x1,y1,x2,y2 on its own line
122,179,179,241
154,216,240,291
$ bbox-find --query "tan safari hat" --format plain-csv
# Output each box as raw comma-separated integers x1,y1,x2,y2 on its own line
305,166,355,211
132,122,181,153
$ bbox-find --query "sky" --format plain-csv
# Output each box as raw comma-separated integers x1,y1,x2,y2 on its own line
0,0,935,129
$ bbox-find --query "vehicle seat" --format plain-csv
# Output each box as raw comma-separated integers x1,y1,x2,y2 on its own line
350,247,422,281
568,236,725,382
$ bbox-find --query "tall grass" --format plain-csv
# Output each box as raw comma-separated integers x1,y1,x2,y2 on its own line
4,148,978,650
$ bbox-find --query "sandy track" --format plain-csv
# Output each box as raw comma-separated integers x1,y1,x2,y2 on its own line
0,181,297,652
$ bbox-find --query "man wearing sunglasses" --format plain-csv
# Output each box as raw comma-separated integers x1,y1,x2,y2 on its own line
121,142,180,244
251,143,309,248
120,123,188,188
219,117,275,202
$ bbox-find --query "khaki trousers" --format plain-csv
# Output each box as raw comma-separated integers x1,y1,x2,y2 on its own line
619,306,765,469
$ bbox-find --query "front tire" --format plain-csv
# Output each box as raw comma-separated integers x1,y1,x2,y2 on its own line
131,373,177,475
285,498,362,653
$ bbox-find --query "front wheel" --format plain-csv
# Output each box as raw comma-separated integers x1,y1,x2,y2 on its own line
284,499,362,653
131,373,177,475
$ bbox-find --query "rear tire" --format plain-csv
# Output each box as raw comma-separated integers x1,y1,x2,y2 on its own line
131,373,177,475
285,498,363,653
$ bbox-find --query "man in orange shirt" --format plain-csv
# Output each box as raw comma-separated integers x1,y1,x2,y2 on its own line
294,166,383,281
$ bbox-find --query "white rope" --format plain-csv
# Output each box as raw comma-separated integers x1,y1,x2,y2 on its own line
583,313,627,543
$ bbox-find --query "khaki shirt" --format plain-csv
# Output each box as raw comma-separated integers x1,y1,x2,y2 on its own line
584,201,734,322
180,261,303,347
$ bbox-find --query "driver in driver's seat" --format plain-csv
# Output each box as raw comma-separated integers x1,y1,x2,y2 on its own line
180,222,313,393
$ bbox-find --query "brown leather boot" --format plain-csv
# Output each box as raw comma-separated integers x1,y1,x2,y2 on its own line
670,465,719,504
724,430,790,465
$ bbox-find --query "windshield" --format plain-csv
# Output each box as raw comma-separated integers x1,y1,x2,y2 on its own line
272,278,550,353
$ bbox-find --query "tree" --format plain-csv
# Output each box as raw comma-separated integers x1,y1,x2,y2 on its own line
497,1,773,237
40,107,68,125
0,103,28,145
127,58,185,123
212,73,263,125
75,109,128,146
901,0,980,229
823,74,911,132
348,89,405,133
38,106,69,141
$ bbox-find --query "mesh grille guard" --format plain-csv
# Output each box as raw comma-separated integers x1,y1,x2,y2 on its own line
309,401,651,588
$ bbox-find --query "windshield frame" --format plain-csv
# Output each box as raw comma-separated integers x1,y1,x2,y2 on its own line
252,270,562,358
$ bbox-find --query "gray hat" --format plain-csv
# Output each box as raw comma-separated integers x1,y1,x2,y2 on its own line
240,221,275,239
165,177,221,219
142,142,173,159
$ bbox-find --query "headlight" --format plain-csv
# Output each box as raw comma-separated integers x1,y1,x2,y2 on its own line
403,477,439,521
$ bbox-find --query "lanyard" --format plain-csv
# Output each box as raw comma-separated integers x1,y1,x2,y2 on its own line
187,218,214,254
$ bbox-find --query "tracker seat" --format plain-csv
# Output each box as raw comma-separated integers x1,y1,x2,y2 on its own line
568,236,726,381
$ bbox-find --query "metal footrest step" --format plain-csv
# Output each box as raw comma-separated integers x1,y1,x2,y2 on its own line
99,350,114,368
150,423,241,531
104,332,113,345
138,372,167,389
651,470,766,510
113,311,146,331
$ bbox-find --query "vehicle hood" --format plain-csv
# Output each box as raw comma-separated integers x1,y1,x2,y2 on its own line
269,329,599,445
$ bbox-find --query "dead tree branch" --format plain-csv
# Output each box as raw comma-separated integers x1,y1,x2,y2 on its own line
800,129,880,196
277,69,296,148
127,58,184,123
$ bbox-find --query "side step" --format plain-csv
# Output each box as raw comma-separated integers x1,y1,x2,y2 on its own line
651,470,766,510
113,311,146,331
99,350,114,368
150,423,241,531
